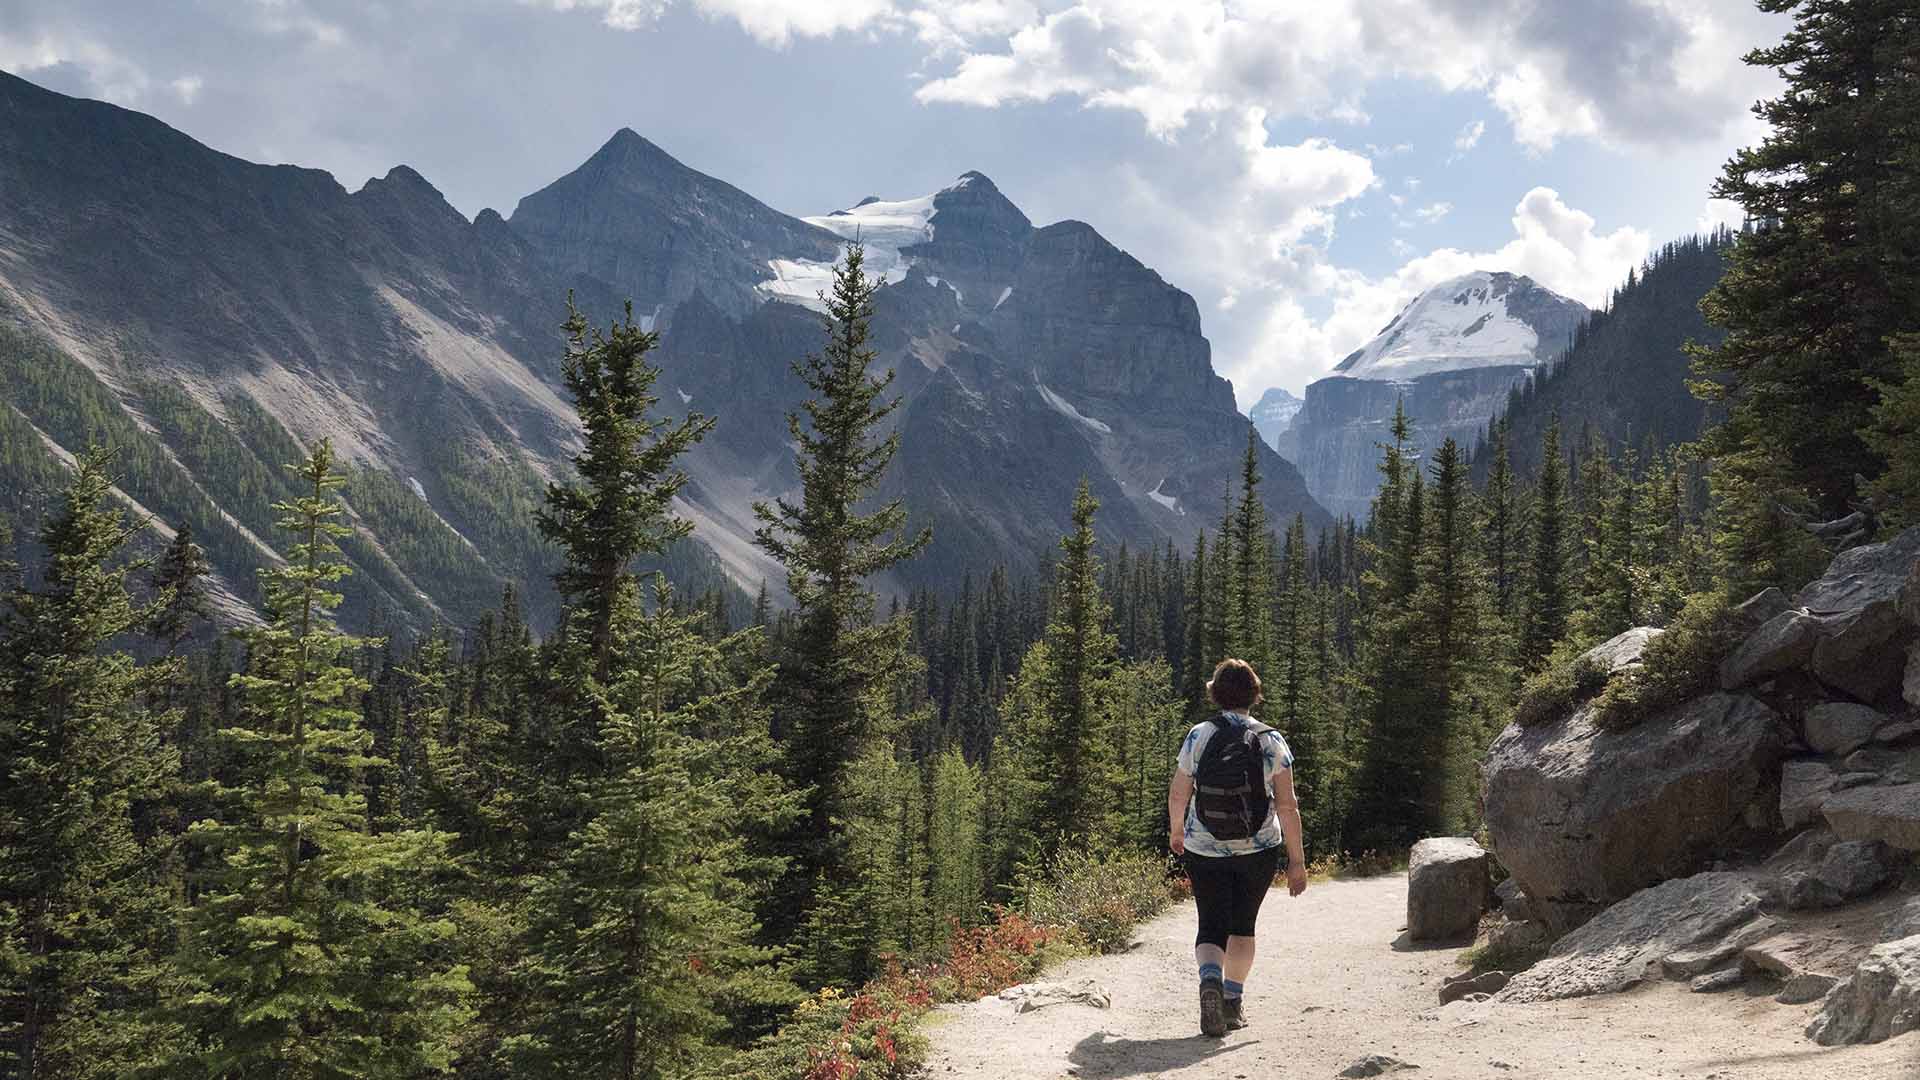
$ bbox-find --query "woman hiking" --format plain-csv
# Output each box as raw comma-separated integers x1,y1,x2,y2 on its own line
1167,657,1308,1037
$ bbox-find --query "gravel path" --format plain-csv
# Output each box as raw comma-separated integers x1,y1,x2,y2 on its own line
921,873,1918,1079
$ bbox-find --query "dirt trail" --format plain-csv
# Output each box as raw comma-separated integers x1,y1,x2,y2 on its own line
921,874,1918,1079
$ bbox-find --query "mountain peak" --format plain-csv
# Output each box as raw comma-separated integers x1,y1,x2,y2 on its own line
1329,270,1588,381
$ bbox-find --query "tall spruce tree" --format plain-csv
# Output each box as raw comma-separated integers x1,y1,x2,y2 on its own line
1693,0,1920,554
515,578,798,1079
1225,431,1275,678
147,524,213,656
170,442,471,1078
1029,480,1118,860
0,449,177,1079
1521,417,1572,665
751,243,929,960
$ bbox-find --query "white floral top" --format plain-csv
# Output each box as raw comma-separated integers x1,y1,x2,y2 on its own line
1177,713,1294,857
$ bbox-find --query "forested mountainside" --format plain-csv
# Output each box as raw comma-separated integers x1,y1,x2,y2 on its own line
1472,231,1734,484
0,72,1324,634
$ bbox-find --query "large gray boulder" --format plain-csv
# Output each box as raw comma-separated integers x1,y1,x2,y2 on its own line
1803,702,1888,757
1585,626,1662,674
1719,609,1819,691
1497,872,1766,1003
1807,935,1920,1046
1719,527,1920,698
1483,693,1786,934
1406,837,1492,942
1822,783,1920,851
1798,528,1920,701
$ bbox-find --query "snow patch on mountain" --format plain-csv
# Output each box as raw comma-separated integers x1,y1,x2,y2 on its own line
994,286,1013,310
1332,270,1560,380
1038,383,1112,435
407,476,428,500
1148,479,1181,514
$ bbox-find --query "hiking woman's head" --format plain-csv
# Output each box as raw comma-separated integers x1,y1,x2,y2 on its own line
1206,658,1262,712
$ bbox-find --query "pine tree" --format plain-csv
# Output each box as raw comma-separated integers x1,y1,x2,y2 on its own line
751,243,930,958
1693,0,1920,534
147,523,213,655
1030,480,1118,859
1521,417,1572,665
0,448,177,1079
515,578,798,1078
927,747,984,930
1225,431,1275,677
170,441,471,1078
536,297,714,684
1481,417,1522,622
1406,439,1503,835
1178,532,1211,722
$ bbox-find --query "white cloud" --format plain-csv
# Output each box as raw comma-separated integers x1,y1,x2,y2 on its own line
544,0,896,45
1453,119,1485,153
1696,196,1745,233
912,0,1781,153
170,74,203,104
1414,201,1451,223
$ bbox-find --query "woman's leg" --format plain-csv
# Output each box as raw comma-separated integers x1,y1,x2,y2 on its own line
1223,848,1283,994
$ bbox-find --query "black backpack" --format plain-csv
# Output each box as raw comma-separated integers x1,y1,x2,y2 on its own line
1193,715,1273,841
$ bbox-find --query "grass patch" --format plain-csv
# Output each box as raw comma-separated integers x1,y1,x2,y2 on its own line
1015,849,1182,955
1306,849,1406,882
1591,592,1743,730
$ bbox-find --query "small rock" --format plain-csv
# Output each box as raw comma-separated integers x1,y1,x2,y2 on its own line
1661,915,1779,978
1585,626,1663,674
1732,587,1792,631
1822,783,1920,851
1406,837,1491,942
1807,934,1920,1045
1875,720,1920,747
1438,970,1509,1005
1690,968,1746,993
1777,972,1838,1005
1780,760,1842,832
1493,878,1531,923
1805,702,1889,757
996,979,1111,1013
1339,1055,1420,1077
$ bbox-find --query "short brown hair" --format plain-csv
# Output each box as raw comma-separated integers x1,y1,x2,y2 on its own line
1206,658,1263,711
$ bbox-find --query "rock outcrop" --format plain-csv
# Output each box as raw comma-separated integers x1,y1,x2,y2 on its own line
1483,692,1785,934
1406,838,1492,942
1497,873,1767,1003
1807,935,1920,1046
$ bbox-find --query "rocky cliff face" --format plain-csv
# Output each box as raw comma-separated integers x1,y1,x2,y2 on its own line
0,71,1327,625
1294,272,1587,520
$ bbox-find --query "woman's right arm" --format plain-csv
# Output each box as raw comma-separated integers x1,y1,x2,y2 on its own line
1167,769,1193,855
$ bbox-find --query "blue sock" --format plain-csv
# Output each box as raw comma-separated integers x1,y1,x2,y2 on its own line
1198,962,1223,985
1223,979,1244,1000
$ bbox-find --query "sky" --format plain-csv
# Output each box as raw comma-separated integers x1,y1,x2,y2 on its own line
0,0,1788,406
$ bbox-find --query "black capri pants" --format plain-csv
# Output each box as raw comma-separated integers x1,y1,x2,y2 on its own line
1185,847,1282,948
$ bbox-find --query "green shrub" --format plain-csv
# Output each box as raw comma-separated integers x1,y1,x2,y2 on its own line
1015,849,1180,954
1459,919,1550,976
1592,591,1743,730
1513,638,1610,727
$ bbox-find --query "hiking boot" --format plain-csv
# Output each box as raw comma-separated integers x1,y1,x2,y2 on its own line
1222,995,1247,1030
1198,977,1227,1037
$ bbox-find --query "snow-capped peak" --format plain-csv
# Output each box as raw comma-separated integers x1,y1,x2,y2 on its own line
1330,270,1586,381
